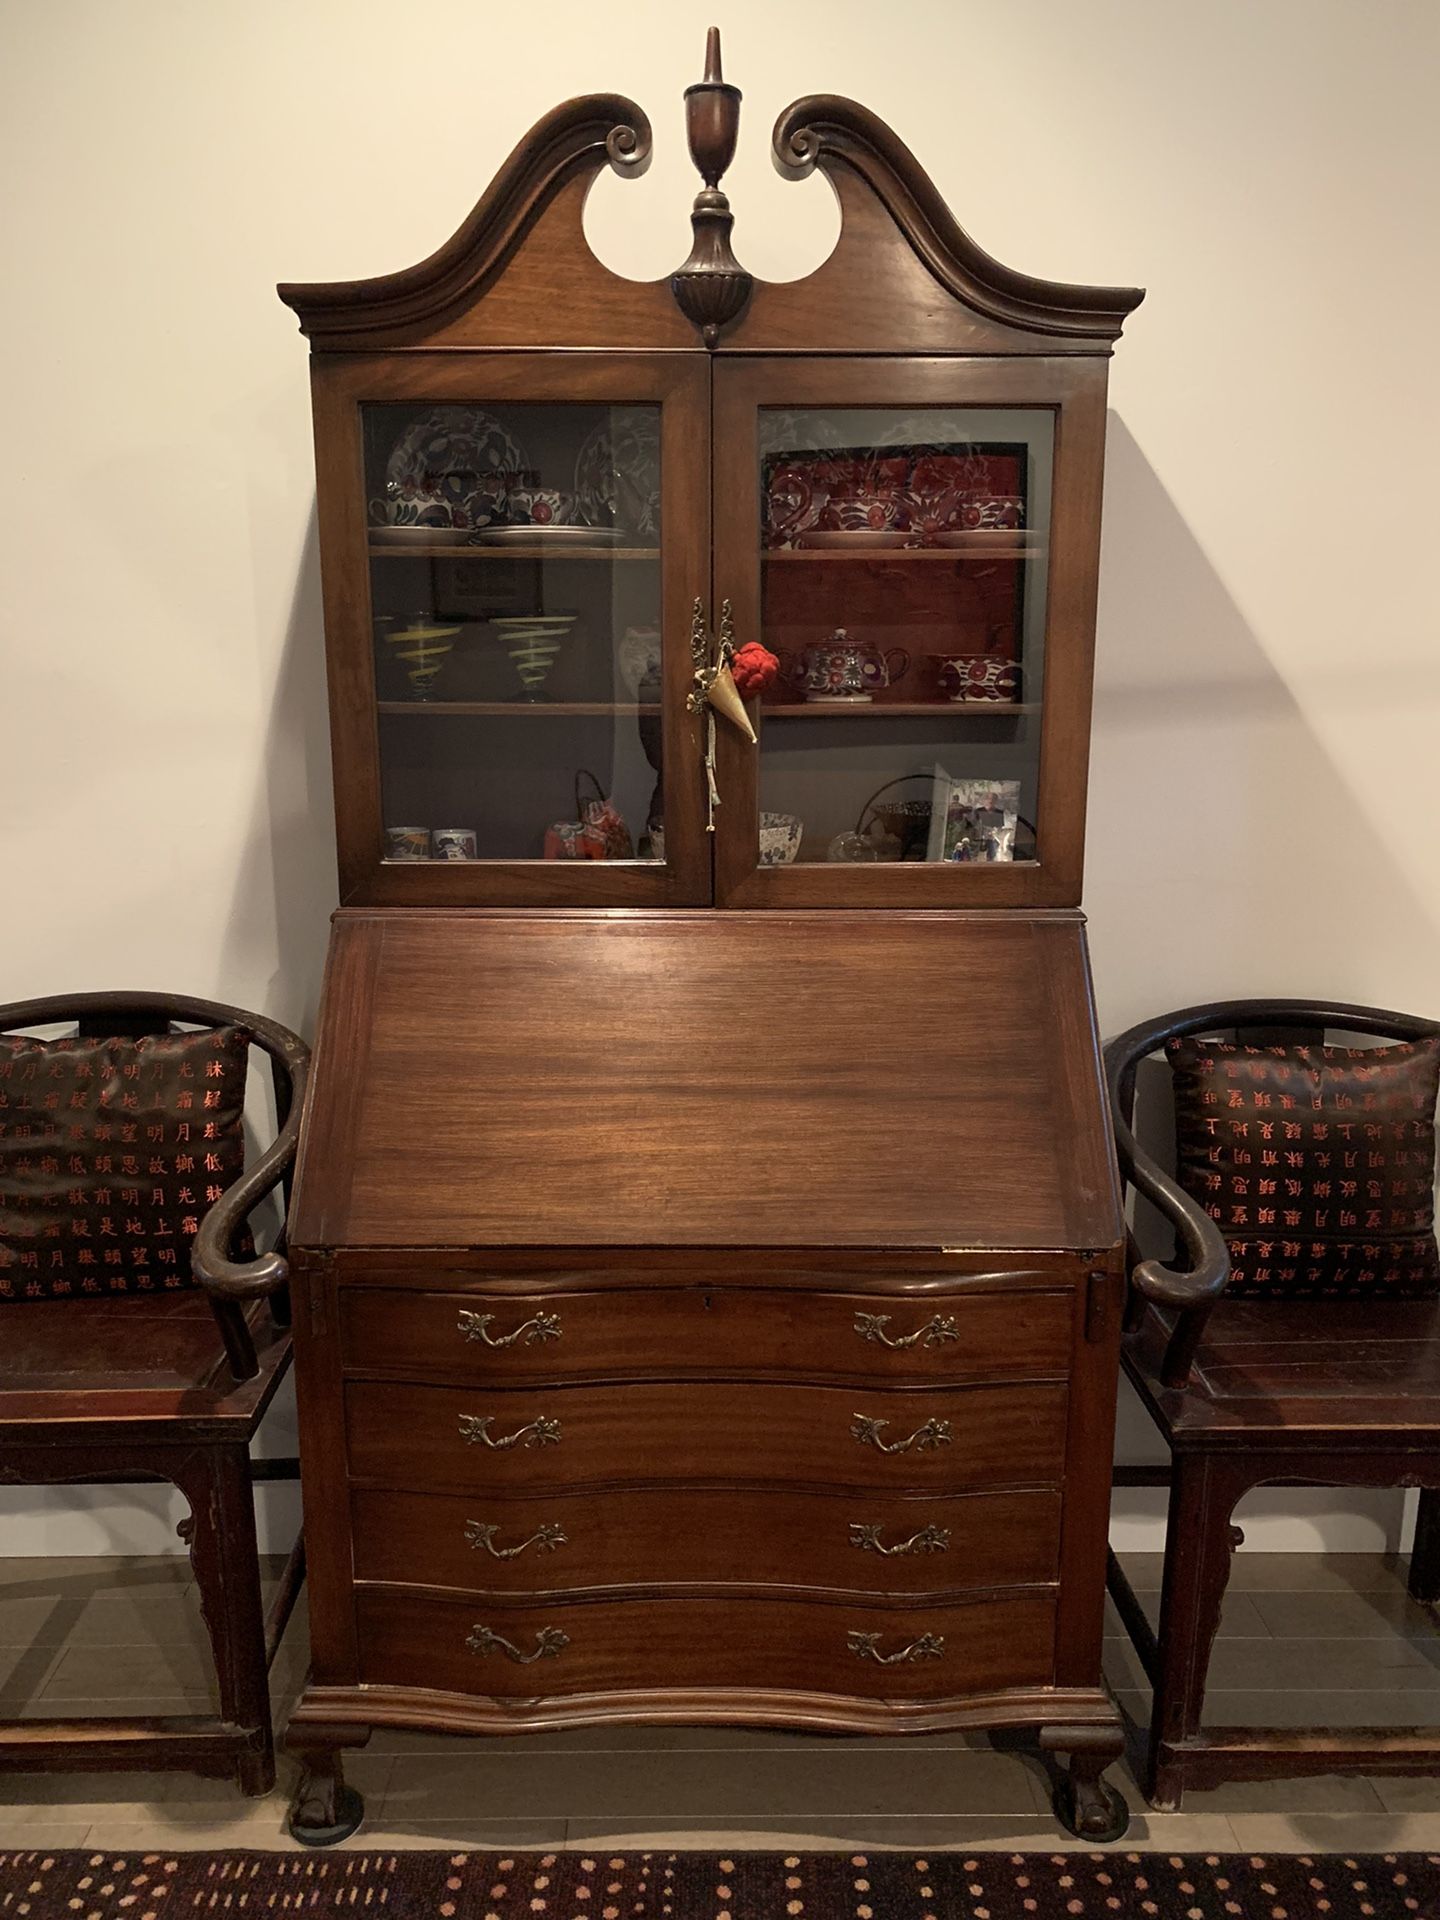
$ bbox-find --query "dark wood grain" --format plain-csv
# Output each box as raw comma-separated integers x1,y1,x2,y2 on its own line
330,1247,1093,1284
1106,999,1440,1811
290,1249,361,1689
0,996,307,1796
711,355,1112,910
352,1483,1062,1598
355,1586,1057,1701
308,352,709,909
741,95,1142,355
291,1676,1116,1742
281,51,1135,1842
277,95,691,353
345,1378,1068,1496
288,910,1122,1252
339,1281,1072,1388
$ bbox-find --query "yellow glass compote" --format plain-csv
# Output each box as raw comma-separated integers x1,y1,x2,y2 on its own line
380,615,463,700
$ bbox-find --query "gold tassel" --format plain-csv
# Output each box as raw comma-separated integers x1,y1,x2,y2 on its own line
706,662,756,742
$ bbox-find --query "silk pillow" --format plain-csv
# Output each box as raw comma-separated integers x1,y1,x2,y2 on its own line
1167,1034,1440,1300
0,1025,251,1303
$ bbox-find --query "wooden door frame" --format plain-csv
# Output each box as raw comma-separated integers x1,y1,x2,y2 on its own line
309,350,712,907
710,355,1112,909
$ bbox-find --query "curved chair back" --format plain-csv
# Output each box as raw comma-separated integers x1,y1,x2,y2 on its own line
1104,998,1439,1387
0,992,309,1381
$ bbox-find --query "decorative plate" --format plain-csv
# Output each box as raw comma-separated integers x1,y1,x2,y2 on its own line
932,529,1031,551
573,409,661,537
370,525,467,549
472,525,621,547
794,530,910,549
375,409,528,532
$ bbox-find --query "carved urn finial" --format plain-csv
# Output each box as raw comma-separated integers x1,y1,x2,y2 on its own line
670,27,752,347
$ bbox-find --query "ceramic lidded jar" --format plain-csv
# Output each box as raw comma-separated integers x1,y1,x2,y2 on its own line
785,628,910,704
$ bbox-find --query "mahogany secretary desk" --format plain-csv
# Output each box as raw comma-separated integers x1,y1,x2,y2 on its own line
278,36,1143,1845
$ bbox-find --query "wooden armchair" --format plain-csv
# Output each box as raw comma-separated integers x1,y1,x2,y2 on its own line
1104,998,1440,1810
0,991,309,1795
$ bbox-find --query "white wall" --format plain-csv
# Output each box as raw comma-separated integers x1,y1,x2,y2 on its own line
3,0,1437,1554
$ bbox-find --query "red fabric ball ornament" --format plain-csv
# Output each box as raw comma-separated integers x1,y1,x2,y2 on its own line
730,641,780,696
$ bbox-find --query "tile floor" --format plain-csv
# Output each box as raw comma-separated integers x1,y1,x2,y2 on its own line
0,1549,1437,1854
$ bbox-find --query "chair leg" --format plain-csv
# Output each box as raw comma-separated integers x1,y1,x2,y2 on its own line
174,1444,274,1795
1409,1488,1440,1605
1144,1453,1250,1811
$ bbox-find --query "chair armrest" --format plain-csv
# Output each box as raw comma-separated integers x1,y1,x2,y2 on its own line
1104,1026,1230,1387
1112,1112,1230,1314
192,1028,310,1306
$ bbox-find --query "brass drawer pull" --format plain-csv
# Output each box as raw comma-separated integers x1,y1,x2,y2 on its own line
847,1629,945,1665
849,1522,951,1556
850,1414,952,1454
458,1308,563,1348
854,1312,959,1350
466,1624,570,1664
458,1413,562,1450
465,1520,568,1559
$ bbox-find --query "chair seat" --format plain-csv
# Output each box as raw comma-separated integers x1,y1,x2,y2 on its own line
0,1294,290,1434
1125,1295,1440,1447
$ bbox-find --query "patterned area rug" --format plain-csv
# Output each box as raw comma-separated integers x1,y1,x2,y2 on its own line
2,1848,1438,1917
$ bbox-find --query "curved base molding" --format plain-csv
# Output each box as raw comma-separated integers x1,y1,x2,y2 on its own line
289,1677,1120,1742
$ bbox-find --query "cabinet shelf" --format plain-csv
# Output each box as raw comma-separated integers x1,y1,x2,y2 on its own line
760,702,1038,719
378,700,661,717
764,545,1045,563
368,543,660,562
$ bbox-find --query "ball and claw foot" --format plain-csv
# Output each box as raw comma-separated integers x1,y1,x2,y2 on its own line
288,1755,365,1847
1053,1770,1130,1843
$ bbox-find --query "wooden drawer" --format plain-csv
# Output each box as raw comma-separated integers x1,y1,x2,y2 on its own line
355,1587,1057,1701
339,1282,1071,1388
345,1379,1068,1494
351,1485,1063,1597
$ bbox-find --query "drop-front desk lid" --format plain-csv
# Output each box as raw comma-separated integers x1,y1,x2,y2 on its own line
290,910,1122,1253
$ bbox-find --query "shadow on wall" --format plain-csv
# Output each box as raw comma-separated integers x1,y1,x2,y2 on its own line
227,505,335,1044
1086,415,1439,1032
1093,418,1429,1550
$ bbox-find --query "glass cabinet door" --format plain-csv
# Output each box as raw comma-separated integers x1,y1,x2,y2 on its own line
711,361,1106,907
313,356,708,905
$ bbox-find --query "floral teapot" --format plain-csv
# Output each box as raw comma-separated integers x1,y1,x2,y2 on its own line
783,628,911,705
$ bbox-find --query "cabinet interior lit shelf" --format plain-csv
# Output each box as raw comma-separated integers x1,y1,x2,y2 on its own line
377,701,661,716
368,544,660,562
759,702,1037,719
763,545,1045,562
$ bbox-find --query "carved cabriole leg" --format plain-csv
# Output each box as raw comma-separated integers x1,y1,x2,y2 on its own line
173,1443,274,1795
1408,1488,1440,1604
287,1729,367,1846
1039,1722,1129,1842
1145,1452,1253,1811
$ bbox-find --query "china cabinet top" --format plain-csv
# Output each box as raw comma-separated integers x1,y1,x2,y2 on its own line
278,32,1142,357
279,37,1142,911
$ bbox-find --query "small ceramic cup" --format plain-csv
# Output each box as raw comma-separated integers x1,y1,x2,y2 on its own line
959,493,1025,531
932,653,1020,703
369,483,450,530
384,827,431,861
431,828,479,861
507,486,575,528
827,489,907,534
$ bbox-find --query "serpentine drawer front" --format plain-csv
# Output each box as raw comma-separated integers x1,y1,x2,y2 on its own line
338,1283,1072,1388
350,1484,1064,1597
344,1379,1070,1495
354,1588,1059,1701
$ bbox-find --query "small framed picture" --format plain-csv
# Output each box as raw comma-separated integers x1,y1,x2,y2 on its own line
925,772,1022,863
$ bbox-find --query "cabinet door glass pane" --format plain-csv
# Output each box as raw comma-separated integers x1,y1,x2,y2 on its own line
756,407,1051,866
365,402,663,862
